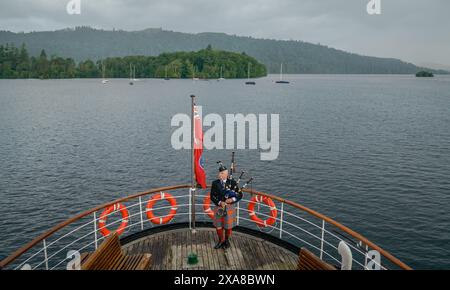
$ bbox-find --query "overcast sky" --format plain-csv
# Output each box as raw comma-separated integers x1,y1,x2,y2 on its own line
1,0,449,67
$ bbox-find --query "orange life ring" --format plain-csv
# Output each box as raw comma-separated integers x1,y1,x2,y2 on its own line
146,192,178,225
98,203,129,237
203,195,215,220
248,195,278,227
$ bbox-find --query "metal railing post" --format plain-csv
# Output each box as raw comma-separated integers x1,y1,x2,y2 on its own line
189,188,192,229
43,239,49,270
320,220,325,260
279,202,284,239
364,245,369,270
237,200,240,226
93,212,98,250
191,188,196,231
139,196,144,231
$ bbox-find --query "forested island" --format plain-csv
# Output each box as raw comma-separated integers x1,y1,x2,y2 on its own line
415,71,434,78
0,44,267,79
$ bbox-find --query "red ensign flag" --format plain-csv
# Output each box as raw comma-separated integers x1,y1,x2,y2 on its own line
193,106,207,188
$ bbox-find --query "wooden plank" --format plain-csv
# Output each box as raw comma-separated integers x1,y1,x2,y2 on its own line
197,230,205,269
147,235,157,270
273,247,289,270
122,255,137,270
111,255,127,270
227,235,240,269
80,252,91,265
176,230,183,270
234,235,247,270
223,244,235,269
207,230,215,269
191,230,199,269
181,230,186,270
157,233,164,270
108,253,125,270
170,232,177,270
149,235,158,270
163,232,171,270
181,230,188,270
256,242,269,270
262,241,280,270
275,246,290,270
235,234,253,269
251,239,267,270
210,230,222,270
158,233,167,270
287,251,300,270
206,230,217,270
126,255,141,270
226,235,238,269
171,231,178,270
234,236,248,270
136,253,152,270
260,241,275,270
232,235,248,269
260,240,279,270
144,235,152,254
263,241,282,270
264,241,280,270
152,234,162,270
159,233,168,270
207,230,216,270
187,230,193,270
199,230,209,270
241,232,264,270
125,242,134,255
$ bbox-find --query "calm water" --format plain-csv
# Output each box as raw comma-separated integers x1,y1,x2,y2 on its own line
0,75,449,269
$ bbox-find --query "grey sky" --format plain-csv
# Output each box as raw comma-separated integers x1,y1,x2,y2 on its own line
1,0,449,67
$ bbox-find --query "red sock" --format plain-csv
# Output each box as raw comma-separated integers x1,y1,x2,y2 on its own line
217,228,224,242
225,229,232,239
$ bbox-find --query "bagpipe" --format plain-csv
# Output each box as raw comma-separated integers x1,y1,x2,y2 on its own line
216,152,254,217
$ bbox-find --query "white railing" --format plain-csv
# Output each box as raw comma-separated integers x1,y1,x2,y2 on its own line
0,185,411,270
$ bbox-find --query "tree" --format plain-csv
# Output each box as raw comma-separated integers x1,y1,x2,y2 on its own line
17,43,30,78
36,49,49,79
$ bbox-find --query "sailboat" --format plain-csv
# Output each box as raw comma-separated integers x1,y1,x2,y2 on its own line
133,65,139,82
217,66,225,81
164,66,170,81
101,63,109,84
245,63,256,85
276,63,290,84
192,66,199,81
129,64,134,86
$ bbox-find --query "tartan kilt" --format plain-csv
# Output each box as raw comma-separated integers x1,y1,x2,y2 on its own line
213,204,236,230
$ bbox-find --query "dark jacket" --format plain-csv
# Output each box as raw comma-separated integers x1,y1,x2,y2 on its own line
210,179,242,207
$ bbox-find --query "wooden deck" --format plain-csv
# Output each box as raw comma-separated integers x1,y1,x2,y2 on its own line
122,227,299,270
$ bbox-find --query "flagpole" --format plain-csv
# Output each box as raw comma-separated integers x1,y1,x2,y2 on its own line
190,94,196,233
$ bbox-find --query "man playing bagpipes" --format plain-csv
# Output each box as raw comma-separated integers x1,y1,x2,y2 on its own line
210,162,242,249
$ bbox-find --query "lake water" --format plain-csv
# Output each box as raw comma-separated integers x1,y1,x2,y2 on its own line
0,75,449,269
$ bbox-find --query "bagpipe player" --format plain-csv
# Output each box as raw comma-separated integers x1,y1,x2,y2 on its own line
210,163,243,249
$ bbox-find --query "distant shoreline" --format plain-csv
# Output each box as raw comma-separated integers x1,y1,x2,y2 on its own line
2,74,449,80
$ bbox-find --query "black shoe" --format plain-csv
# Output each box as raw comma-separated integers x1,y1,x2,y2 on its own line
214,242,224,249
222,239,230,249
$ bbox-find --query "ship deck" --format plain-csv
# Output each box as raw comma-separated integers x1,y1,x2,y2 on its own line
121,227,299,270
